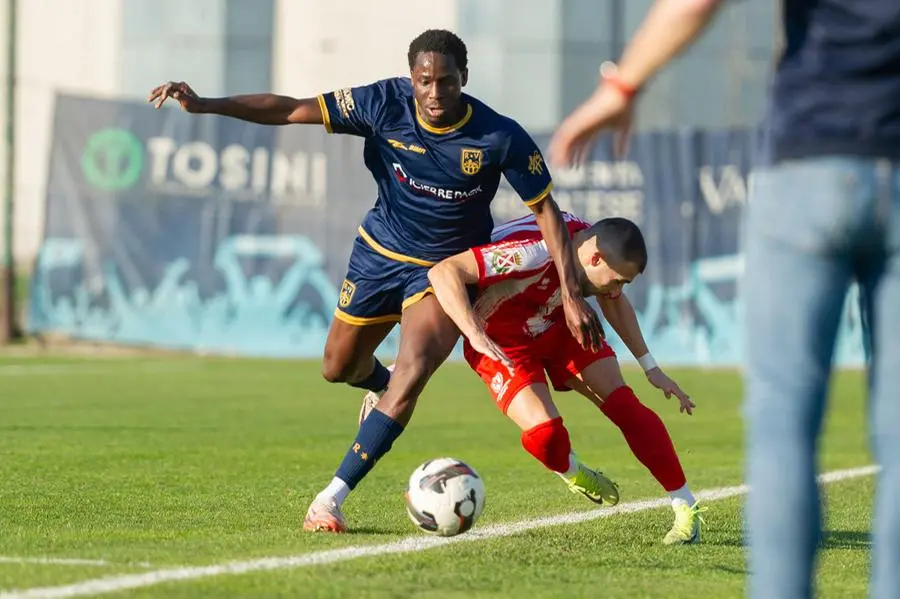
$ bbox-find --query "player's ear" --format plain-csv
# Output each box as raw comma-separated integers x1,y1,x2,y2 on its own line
460,68,469,87
590,251,603,267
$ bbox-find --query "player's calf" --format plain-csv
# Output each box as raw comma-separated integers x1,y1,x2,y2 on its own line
306,299,458,533
594,384,703,543
305,406,406,533
520,416,620,505
374,312,459,424
598,386,692,498
374,360,432,423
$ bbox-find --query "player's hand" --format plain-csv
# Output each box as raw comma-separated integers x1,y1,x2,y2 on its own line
646,368,694,415
469,331,514,370
563,295,605,353
548,84,634,168
148,81,203,112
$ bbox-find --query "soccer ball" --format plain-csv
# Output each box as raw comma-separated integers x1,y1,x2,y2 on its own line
404,457,486,537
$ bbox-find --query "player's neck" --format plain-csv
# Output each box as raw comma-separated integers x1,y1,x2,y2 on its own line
575,267,590,297
573,233,592,293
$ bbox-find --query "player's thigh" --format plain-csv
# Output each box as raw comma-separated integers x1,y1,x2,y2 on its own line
464,341,549,419
394,294,459,376
542,325,621,408
322,319,395,382
564,357,627,410
323,238,404,379
396,265,462,367
373,294,458,424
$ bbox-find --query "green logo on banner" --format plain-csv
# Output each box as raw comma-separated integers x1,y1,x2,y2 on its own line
81,128,144,191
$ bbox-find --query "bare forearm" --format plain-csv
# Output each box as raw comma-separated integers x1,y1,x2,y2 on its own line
532,198,581,301
428,265,482,340
600,296,649,358
616,0,723,88
198,94,321,125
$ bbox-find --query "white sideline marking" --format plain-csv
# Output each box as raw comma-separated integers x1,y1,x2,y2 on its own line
0,465,878,599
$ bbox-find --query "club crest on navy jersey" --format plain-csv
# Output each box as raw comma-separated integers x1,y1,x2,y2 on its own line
460,148,483,175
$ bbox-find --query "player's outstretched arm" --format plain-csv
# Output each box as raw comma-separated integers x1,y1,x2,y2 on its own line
427,254,512,367
148,81,324,126
531,197,605,352
598,293,694,413
597,292,648,359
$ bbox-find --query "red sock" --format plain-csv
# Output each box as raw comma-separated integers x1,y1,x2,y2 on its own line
521,417,571,473
600,386,687,491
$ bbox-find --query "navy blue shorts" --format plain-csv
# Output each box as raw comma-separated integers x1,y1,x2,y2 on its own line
334,233,436,326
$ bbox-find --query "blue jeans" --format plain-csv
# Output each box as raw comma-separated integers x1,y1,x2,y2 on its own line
745,157,900,599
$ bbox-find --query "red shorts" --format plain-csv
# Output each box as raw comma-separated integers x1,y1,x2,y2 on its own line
463,324,616,414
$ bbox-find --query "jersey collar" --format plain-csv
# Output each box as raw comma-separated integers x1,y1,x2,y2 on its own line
415,101,473,134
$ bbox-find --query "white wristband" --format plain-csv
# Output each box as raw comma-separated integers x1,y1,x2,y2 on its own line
637,353,657,373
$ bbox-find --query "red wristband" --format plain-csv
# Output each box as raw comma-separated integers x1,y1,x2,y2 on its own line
600,61,639,100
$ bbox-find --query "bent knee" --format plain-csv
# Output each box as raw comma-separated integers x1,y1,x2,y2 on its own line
321,360,350,384
321,352,368,384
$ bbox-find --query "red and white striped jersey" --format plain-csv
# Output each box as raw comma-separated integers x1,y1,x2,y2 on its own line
469,212,590,349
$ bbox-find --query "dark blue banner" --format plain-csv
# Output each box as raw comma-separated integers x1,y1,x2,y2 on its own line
28,94,865,366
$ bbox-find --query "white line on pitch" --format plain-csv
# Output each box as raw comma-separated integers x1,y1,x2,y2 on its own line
0,465,878,599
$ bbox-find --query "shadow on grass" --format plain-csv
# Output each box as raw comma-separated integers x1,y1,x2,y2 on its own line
701,529,870,550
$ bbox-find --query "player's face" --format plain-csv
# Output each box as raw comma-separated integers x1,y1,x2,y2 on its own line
411,52,468,127
581,252,641,297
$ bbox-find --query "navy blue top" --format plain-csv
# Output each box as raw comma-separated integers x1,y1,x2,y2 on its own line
318,78,553,265
767,0,900,162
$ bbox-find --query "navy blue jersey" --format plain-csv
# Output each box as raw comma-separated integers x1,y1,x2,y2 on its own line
317,78,553,264
767,0,900,161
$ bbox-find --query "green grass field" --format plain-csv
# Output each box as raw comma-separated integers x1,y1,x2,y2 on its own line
0,355,874,598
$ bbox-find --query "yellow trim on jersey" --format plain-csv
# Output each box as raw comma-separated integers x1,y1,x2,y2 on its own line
333,308,401,326
402,287,435,310
415,101,473,135
357,226,436,267
317,94,333,134
523,182,554,207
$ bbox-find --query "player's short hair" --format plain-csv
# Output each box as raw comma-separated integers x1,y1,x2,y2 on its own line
407,29,468,71
589,217,648,273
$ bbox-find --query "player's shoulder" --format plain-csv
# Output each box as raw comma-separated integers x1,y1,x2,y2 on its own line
384,76,413,94
476,233,552,280
348,77,412,127
361,77,412,102
491,212,589,242
465,94,527,137
567,214,591,233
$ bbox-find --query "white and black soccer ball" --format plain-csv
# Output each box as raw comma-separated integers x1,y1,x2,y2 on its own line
404,457,486,537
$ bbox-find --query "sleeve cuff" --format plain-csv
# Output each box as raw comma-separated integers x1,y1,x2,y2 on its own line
522,182,553,207
316,94,333,134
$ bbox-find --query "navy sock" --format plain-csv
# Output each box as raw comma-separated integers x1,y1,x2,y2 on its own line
348,359,391,393
335,409,404,490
